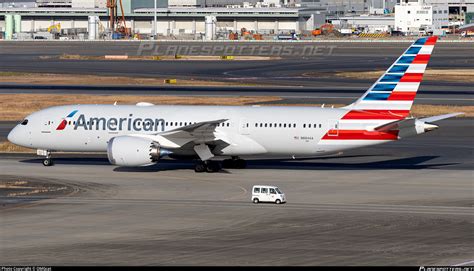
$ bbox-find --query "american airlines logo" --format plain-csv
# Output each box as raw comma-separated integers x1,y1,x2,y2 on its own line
73,114,165,132
56,110,79,130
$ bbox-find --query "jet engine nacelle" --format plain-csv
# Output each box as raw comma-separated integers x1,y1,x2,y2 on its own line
107,136,170,167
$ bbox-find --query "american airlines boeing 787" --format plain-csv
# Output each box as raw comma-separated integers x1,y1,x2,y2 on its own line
7,36,462,172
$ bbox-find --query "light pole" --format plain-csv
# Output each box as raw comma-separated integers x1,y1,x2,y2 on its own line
154,0,157,38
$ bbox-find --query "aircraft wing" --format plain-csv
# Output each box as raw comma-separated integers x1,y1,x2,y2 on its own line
150,119,229,160
159,119,228,138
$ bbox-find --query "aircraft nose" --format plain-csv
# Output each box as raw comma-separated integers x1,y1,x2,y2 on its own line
7,126,22,146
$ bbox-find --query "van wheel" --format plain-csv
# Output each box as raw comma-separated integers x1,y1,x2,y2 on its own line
275,199,281,204
253,198,259,204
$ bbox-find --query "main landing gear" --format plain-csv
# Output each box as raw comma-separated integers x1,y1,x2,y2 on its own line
194,157,247,173
222,157,247,169
194,160,221,173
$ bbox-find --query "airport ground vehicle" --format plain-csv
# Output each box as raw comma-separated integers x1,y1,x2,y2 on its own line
252,185,286,204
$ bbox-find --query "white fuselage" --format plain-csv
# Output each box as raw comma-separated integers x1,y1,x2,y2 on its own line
8,104,392,158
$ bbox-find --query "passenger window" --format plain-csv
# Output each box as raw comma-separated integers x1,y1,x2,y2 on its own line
260,123,263,127
20,119,28,125
303,124,306,128
261,188,268,194
293,124,296,128
269,123,272,128
279,124,282,127
270,188,276,194
319,124,322,128
284,124,287,128
254,187,260,193
264,123,267,127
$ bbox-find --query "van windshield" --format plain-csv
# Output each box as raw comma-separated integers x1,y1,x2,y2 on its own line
275,188,282,194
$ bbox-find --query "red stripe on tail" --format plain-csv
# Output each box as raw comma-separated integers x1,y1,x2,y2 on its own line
400,73,424,82
388,92,417,101
425,36,438,45
412,54,431,64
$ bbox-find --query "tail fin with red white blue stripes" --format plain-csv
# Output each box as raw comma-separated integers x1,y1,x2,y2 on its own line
346,36,438,116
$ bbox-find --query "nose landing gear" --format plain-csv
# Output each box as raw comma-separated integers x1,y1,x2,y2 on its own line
42,158,54,167
38,149,54,167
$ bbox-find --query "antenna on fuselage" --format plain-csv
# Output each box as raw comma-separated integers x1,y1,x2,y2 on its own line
114,101,117,105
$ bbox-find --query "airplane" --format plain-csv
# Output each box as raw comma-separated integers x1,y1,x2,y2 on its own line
7,36,463,172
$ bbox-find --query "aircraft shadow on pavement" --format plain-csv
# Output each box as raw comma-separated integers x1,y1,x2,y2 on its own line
19,155,458,171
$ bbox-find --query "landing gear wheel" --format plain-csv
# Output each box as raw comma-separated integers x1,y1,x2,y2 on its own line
194,162,206,173
43,159,53,167
235,159,247,169
222,158,247,169
205,161,221,173
275,199,281,204
253,198,259,204
222,159,232,168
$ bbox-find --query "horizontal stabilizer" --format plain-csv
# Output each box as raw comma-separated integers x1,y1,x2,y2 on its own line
374,118,416,132
375,112,463,132
420,112,464,123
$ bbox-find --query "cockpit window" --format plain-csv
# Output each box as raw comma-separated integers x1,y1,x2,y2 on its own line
20,119,28,125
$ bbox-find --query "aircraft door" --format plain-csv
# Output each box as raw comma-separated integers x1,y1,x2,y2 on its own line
327,119,339,136
239,118,250,135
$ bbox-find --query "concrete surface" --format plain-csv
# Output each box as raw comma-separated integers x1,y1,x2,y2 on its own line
0,118,472,266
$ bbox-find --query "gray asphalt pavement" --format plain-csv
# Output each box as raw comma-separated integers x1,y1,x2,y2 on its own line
0,41,472,266
0,121,16,141
0,41,472,105
0,119,474,266
0,118,472,265
1,84,472,106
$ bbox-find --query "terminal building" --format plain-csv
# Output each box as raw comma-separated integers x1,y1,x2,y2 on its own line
0,5,326,39
0,0,472,38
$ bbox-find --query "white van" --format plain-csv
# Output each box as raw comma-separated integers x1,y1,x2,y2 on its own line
252,185,286,204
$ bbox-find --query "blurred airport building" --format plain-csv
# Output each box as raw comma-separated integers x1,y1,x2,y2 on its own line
0,0,472,39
